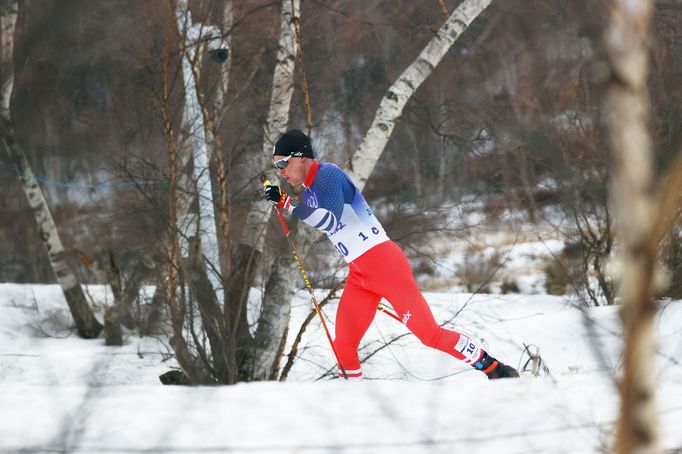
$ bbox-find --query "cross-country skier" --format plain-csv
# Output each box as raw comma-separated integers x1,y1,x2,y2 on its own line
263,129,520,380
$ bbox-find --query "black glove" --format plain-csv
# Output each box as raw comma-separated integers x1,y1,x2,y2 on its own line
263,184,294,212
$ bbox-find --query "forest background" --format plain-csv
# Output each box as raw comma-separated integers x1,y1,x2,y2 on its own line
0,0,680,384
1,0,677,285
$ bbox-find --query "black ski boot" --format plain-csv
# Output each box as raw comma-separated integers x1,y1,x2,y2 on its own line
485,362,520,379
475,352,520,379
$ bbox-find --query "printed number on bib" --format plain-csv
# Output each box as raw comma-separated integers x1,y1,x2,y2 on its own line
336,242,349,256
455,335,481,365
358,227,382,242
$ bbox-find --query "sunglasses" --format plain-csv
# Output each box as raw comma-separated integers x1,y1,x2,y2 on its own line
273,155,293,169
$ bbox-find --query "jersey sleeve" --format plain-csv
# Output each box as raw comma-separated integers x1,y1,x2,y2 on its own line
291,165,355,233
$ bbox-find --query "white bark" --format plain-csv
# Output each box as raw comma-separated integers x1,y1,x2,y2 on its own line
175,0,231,257
348,0,492,191
174,0,223,299
252,254,297,380
606,1,660,452
204,0,232,244
240,0,299,253
248,0,300,381
0,0,17,119
211,0,232,125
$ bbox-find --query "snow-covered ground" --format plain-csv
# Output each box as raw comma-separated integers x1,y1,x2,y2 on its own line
1,282,681,453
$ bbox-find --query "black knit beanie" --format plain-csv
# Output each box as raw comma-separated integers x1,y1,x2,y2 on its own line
273,129,314,158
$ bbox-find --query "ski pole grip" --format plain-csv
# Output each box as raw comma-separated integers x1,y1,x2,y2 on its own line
261,174,290,236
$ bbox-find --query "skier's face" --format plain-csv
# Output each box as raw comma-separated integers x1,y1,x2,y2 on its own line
274,156,307,187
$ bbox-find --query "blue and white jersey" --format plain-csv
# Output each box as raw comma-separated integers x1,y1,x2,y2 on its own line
292,162,389,262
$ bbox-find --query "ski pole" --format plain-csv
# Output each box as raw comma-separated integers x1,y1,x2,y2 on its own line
378,303,402,322
261,175,349,380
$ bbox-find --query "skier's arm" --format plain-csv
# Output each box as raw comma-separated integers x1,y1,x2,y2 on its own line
290,166,354,234
263,167,354,233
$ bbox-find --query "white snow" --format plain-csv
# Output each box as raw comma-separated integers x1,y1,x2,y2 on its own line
1,282,681,453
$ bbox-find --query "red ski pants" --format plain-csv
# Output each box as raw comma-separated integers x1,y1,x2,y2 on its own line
334,240,476,378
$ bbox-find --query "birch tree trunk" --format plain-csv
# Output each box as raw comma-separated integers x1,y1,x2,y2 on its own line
209,1,233,269
173,0,197,260
173,0,244,383
604,0,660,452
162,0,208,384
175,0,223,301
173,2,232,262
228,0,299,381
251,253,298,379
0,0,102,339
211,1,232,127
348,0,492,191
238,0,298,256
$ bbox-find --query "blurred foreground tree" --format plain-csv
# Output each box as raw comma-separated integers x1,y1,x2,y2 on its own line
604,0,660,451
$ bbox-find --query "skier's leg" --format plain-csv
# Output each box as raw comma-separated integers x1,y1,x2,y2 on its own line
360,241,518,378
351,242,467,358
334,263,382,380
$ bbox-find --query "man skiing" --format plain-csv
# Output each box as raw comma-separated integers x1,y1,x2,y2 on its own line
263,129,519,380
